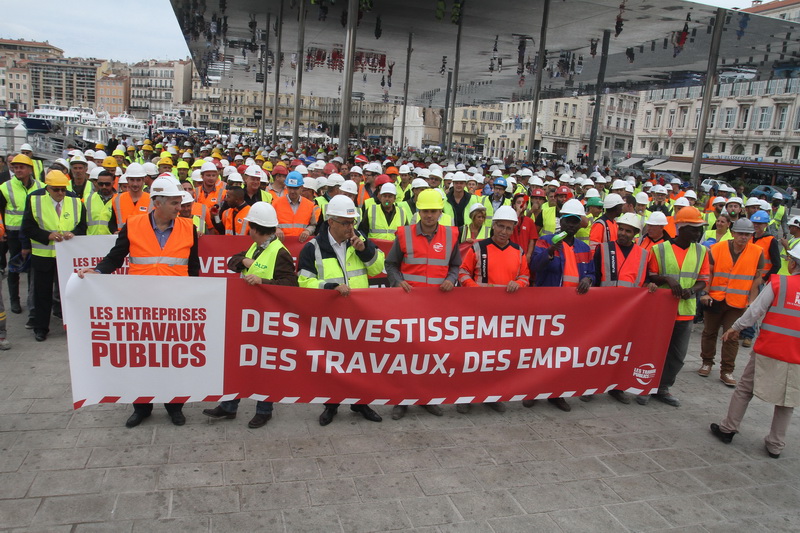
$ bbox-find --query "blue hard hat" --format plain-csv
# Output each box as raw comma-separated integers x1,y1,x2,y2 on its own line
7,253,30,273
494,177,508,188
285,171,303,187
749,210,770,224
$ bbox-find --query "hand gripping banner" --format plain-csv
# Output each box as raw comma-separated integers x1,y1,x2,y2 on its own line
65,274,677,408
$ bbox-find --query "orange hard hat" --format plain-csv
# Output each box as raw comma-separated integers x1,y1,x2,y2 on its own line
674,206,705,226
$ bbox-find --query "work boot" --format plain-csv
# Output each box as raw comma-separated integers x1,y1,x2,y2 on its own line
319,406,337,426
636,395,651,405
578,395,593,402
521,399,535,408
10,300,21,314
709,423,734,444
247,413,272,428
202,406,237,419
456,403,471,414
352,404,382,422
697,363,712,377
484,402,506,413
720,373,737,387
423,404,443,416
654,390,681,407
608,389,630,404
742,338,753,348
548,398,571,412
391,405,407,420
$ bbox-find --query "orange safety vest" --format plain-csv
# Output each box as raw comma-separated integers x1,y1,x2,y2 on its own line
196,181,225,209
638,234,667,253
222,204,251,235
273,196,315,237
753,235,775,274
113,192,151,228
397,224,458,287
708,241,762,308
590,218,618,248
664,216,677,239
753,275,800,364
561,241,592,287
599,242,648,287
127,214,193,276
268,186,287,201
191,203,209,234
357,183,377,207
459,239,529,287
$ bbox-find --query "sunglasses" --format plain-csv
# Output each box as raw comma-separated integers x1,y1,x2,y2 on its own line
97,182,113,187
49,187,67,193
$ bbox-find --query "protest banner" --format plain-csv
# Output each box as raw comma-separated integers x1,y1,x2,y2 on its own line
65,274,677,408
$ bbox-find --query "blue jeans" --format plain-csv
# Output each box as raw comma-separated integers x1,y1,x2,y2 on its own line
220,399,273,415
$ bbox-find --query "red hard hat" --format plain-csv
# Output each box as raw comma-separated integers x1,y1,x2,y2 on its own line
290,159,303,167
556,186,571,196
374,174,393,187
323,163,337,174
354,154,368,164
531,188,546,198
271,165,288,176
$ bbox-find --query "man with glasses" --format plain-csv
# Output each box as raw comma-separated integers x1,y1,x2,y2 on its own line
86,170,117,235
67,154,92,202
357,161,382,207
22,171,86,341
112,163,150,229
298,195,385,426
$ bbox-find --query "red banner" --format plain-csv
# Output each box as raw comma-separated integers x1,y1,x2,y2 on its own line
222,284,677,405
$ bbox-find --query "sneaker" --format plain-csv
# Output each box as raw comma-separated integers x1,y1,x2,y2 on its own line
742,338,753,348
24,319,34,330
0,338,9,350
697,364,712,377
720,373,737,387
635,395,651,405
654,391,681,407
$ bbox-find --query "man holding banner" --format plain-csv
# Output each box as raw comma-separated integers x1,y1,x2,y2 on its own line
297,195,385,426
385,188,461,420
78,176,199,428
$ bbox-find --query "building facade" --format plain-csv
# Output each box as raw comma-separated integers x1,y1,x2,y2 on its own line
25,58,104,109
450,104,503,156
96,74,130,116
130,59,193,120
391,106,442,149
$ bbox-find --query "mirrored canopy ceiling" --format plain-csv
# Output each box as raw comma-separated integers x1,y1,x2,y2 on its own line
170,0,800,106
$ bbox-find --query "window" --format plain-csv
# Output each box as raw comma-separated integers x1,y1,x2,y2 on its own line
607,115,612,127
572,104,577,117
768,146,783,157
641,140,647,149
674,143,684,154
668,109,676,128
644,110,652,128
554,102,560,114
757,107,773,130
694,108,701,129
709,107,717,128
739,106,750,129
753,143,761,154
561,121,567,135
609,97,615,108
654,109,663,127
776,106,788,130
719,142,726,153
678,107,688,128
569,122,575,135
552,120,557,132
723,108,736,129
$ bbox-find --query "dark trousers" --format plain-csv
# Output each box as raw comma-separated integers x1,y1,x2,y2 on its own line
700,302,745,374
659,320,693,391
32,256,56,335
133,403,184,415
6,235,30,304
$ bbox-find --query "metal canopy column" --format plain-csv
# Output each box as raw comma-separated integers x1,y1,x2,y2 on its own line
260,12,271,145
691,8,727,190
338,0,358,153
271,0,284,146
446,4,465,158
291,1,306,148
587,29,610,168
399,32,413,152
526,0,550,164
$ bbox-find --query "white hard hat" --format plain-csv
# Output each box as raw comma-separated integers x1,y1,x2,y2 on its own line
670,177,682,185
327,173,345,187
70,154,88,165
149,176,184,197
612,179,628,190
326,195,359,218
491,169,504,178
95,150,107,159
760,199,771,210
595,176,608,184
674,197,690,207
349,165,363,175
20,143,32,151
181,191,194,205
444,172,455,182
711,196,726,205
616,212,643,232
88,167,104,180
635,192,650,205
651,184,668,195
142,162,158,176
379,183,397,196
726,196,743,206
773,193,784,200
560,199,585,217
412,178,429,189
788,215,800,228
365,162,383,174
789,245,800,263
125,162,147,178
118,175,127,184
227,173,244,183
443,163,457,172
429,166,444,179
492,205,518,223
245,202,279,227
518,168,533,178
294,164,308,175
53,158,69,169
200,162,218,173
451,171,468,182
245,164,262,178
339,181,358,195
469,203,487,215
602,193,625,209
302,177,319,191
530,176,544,187
316,177,328,190
584,188,600,199
191,169,203,182
645,211,668,226
417,168,431,178
222,165,237,178
745,197,762,207
398,164,412,174
683,190,697,200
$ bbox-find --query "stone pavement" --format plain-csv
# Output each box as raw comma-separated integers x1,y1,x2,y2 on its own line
2,300,800,532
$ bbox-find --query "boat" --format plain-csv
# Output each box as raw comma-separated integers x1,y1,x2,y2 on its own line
154,110,185,131
21,104,80,133
110,113,148,140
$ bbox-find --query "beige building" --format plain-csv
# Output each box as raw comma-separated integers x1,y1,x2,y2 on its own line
130,59,193,119
582,92,639,165
451,104,503,156
24,57,105,109
96,74,130,117
0,38,62,63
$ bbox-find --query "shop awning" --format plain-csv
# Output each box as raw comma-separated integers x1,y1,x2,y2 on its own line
650,161,694,173
699,164,740,176
615,157,644,168
643,159,666,168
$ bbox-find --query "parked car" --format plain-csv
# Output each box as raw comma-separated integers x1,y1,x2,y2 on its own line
749,184,789,204
701,178,730,192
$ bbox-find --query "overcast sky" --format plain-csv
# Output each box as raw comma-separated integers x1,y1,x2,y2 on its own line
0,0,755,63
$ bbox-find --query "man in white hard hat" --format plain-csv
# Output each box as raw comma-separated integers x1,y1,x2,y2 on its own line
647,185,672,217
770,193,788,238
458,205,529,414
112,163,150,229
779,216,800,275
297,195,385,427
204,202,298,428
67,154,92,202
638,211,669,253
196,162,225,224
78,176,199,428
589,193,624,252
710,244,800,459
358,182,408,241
243,165,272,205
19,143,44,180
357,161,383,206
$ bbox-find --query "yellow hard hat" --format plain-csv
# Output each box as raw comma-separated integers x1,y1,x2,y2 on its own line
102,156,118,168
126,145,135,151
45,170,70,187
143,143,153,151
262,161,274,171
158,157,174,167
143,139,152,145
177,160,190,169
10,154,34,167
160,151,172,158
95,143,105,150
192,160,205,168
112,149,126,157
416,189,445,210
255,154,265,161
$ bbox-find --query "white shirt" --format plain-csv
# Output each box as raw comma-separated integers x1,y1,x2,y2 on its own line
328,230,349,285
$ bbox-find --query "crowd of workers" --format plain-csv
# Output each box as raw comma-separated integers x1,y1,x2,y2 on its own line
2,136,798,458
